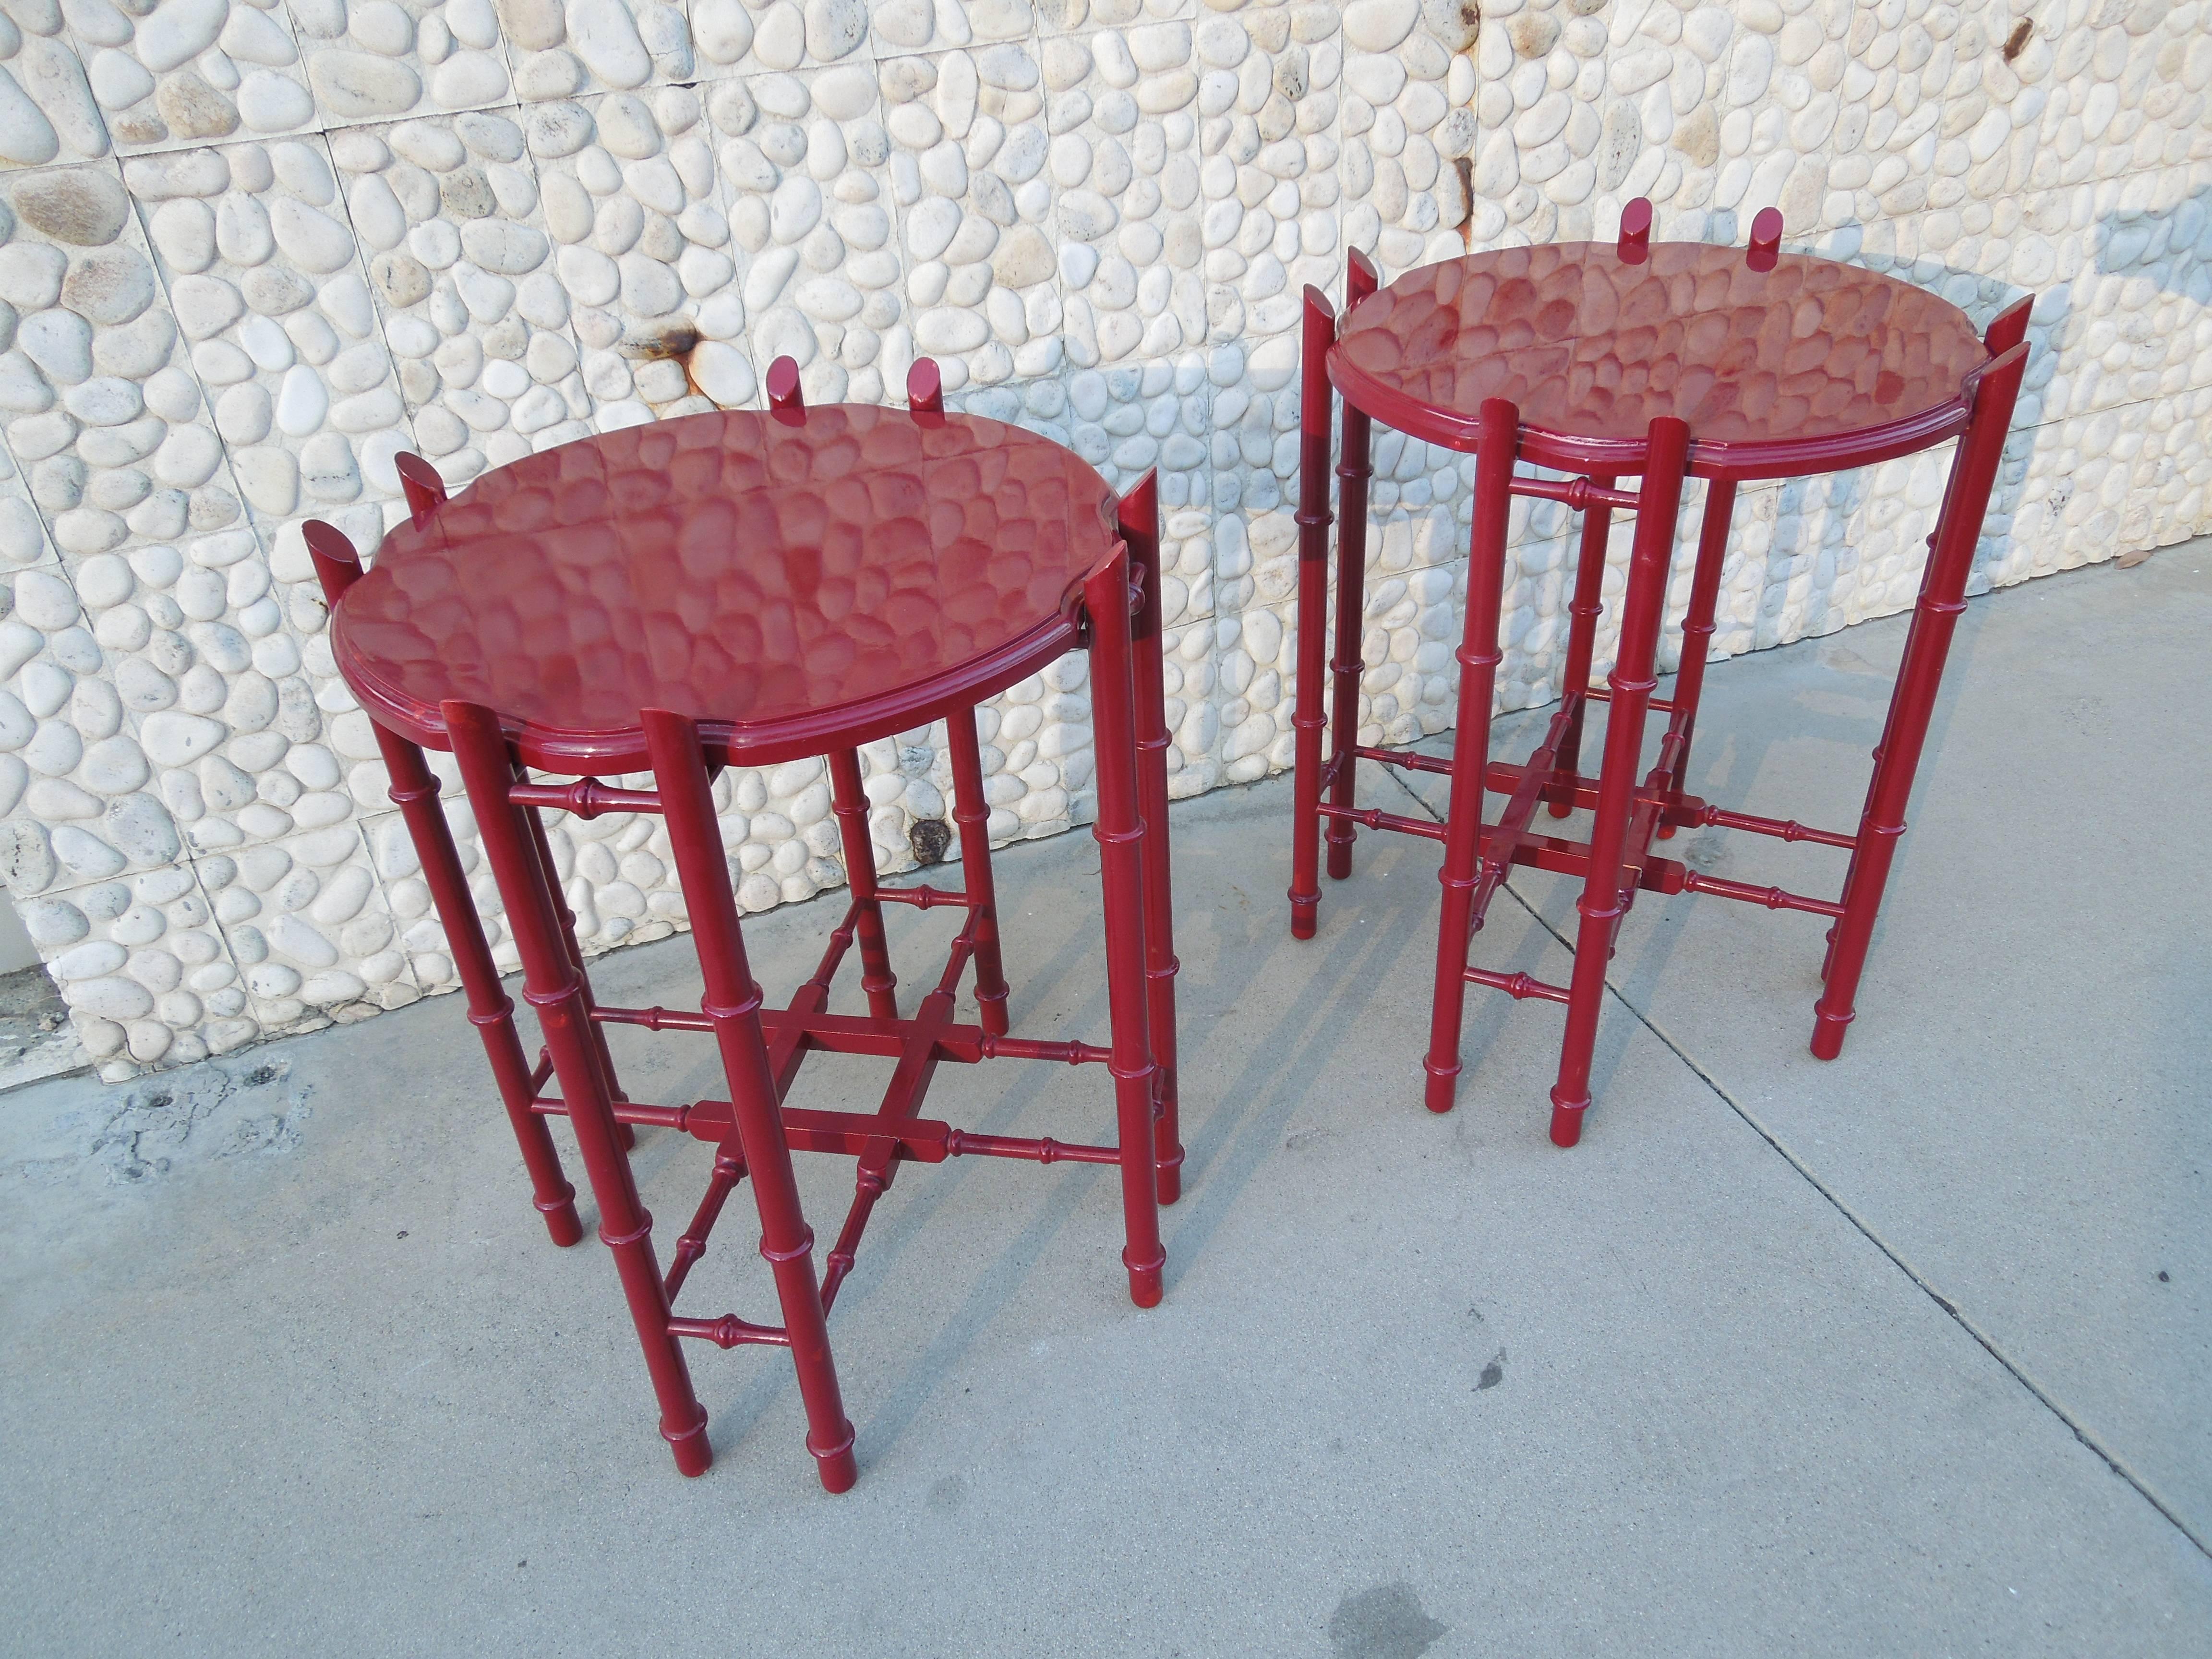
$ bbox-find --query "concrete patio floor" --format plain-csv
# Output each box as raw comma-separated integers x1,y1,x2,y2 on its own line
3,550,2207,1657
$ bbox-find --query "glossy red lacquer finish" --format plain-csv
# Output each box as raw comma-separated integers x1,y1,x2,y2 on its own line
321,364,1183,1486
1291,204,2033,1144
332,404,1123,770
1328,240,1989,480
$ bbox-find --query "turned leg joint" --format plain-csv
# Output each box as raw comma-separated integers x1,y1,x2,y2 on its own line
759,1226,817,1264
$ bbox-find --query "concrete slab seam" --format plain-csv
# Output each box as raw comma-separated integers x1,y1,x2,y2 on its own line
1365,750,2212,1565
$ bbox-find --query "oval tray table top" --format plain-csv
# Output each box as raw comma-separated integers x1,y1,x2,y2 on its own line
333,405,1124,770
1329,241,1988,479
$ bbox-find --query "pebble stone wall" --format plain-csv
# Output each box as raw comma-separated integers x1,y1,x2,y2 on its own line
0,0,2203,1079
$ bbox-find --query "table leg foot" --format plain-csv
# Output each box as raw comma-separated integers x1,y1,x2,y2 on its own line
1154,1124,1182,1205
665,1411,712,1477
538,1192,585,1247
1123,1246,1165,1309
1548,1096,1586,1147
809,1424,858,1493
1422,1060,1458,1115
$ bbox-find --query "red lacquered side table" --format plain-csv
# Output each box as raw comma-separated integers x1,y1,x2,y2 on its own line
307,357,1183,1485
1289,203,2031,1146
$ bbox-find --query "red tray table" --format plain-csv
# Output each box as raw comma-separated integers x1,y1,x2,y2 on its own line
1289,203,2032,1146
309,359,1182,1484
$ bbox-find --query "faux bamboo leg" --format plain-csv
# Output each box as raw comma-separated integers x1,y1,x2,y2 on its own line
1818,304,2032,991
445,700,710,1476
945,713,1011,1036
1082,548,1166,1308
1326,250,1381,880
1549,475,1618,816
663,1148,745,1303
1119,471,1183,1205
827,748,900,1022
302,523,580,1247
1548,418,1692,1148
643,709,857,1492
1812,341,2029,1060
1289,284,1335,939
1658,476,1739,826
1325,405,1374,879
1421,401,1518,1115
523,793,634,1151
399,453,639,1149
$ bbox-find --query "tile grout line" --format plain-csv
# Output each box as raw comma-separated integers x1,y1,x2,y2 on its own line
1360,752,2212,1562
